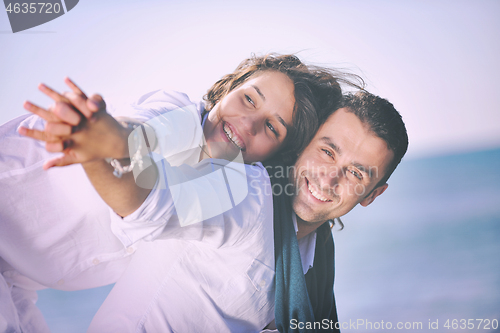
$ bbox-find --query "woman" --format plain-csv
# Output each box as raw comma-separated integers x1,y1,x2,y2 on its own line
1,54,361,332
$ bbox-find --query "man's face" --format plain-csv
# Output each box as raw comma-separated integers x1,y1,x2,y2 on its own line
292,108,394,224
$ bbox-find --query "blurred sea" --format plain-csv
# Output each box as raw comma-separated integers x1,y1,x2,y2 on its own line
37,148,500,332
334,148,500,332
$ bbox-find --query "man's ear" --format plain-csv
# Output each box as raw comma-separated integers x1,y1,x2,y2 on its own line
360,183,388,207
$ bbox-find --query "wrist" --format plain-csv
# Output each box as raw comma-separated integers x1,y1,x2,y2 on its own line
118,122,134,159
82,158,110,169
112,118,142,159
116,118,157,159
107,118,157,178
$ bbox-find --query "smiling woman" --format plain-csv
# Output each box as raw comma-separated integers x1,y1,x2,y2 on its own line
203,71,295,163
1,53,363,332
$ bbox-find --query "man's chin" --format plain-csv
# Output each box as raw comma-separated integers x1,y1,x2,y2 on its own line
292,201,329,225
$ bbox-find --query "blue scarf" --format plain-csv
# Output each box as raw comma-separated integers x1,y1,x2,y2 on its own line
265,160,340,332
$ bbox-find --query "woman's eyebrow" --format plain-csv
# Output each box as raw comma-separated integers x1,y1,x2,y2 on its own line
251,85,266,101
251,85,289,131
277,115,290,130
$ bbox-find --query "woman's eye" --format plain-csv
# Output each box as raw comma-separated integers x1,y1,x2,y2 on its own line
245,95,255,106
349,169,362,180
266,121,277,136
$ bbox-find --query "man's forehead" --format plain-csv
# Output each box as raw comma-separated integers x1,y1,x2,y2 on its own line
315,108,365,143
320,107,354,130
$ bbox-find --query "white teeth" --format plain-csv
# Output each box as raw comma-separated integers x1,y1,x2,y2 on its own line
223,123,244,150
308,183,330,202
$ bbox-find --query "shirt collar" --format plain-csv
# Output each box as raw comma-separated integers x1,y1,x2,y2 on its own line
292,212,317,275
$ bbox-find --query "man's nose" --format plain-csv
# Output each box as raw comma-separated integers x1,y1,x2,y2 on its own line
318,165,344,189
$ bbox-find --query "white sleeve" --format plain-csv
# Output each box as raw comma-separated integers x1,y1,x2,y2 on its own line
116,90,204,164
17,90,205,167
113,90,203,124
0,273,51,333
110,160,270,248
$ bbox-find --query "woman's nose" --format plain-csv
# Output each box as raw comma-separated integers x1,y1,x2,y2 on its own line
239,115,261,136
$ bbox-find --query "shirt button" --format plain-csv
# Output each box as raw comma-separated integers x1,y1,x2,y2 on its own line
259,280,266,287
57,279,64,286
92,258,100,265
126,247,135,254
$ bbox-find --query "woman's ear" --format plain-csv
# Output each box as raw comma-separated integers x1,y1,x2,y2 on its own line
360,183,388,207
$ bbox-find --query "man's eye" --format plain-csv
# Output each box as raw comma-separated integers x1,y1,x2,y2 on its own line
267,121,277,136
245,95,255,106
322,149,333,158
349,169,362,180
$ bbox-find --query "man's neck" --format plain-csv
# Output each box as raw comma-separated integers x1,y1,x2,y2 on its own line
295,215,327,240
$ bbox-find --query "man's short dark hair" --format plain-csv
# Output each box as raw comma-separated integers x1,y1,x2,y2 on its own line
339,91,409,188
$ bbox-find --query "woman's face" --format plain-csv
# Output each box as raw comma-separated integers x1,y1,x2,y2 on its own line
203,71,295,163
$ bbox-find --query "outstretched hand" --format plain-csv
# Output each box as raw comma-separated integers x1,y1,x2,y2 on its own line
19,78,129,169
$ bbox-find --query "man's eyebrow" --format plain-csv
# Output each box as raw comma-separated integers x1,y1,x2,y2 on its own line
320,137,341,155
252,85,266,101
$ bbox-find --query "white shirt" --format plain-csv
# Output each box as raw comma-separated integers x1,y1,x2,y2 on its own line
96,164,315,333
0,90,316,332
0,91,203,291
0,91,206,332
89,160,276,332
0,114,133,292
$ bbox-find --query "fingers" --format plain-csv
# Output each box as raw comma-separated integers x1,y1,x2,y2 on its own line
45,122,72,136
64,77,87,98
18,123,71,143
43,154,76,170
36,83,84,124
38,83,70,103
18,127,54,142
24,97,83,126
23,101,60,123
64,77,100,119
45,141,65,153
51,100,82,125
59,91,90,119
38,79,101,120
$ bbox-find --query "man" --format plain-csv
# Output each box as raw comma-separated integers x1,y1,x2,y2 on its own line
267,91,408,332
6,87,407,332
80,90,407,332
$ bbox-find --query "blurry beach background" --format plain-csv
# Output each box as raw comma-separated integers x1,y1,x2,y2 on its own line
1,0,499,332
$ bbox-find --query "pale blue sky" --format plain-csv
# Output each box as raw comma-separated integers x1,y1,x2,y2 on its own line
1,0,499,159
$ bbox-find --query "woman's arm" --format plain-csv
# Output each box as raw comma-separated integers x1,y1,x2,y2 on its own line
81,159,156,217
19,79,157,217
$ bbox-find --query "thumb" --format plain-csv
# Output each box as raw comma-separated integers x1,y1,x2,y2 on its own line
43,155,77,170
